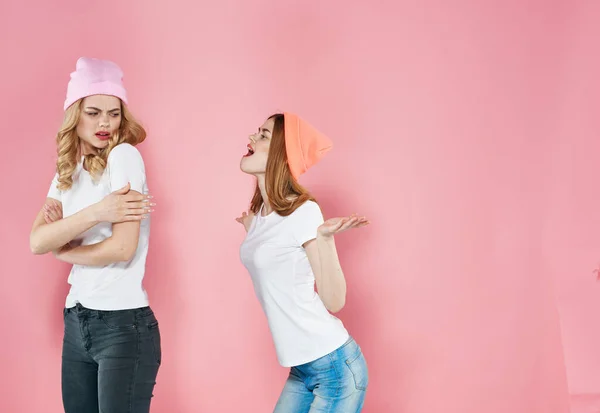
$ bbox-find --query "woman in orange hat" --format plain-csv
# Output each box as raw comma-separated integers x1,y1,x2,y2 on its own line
237,113,369,412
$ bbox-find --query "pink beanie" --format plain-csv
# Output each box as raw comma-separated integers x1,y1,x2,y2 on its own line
64,57,128,110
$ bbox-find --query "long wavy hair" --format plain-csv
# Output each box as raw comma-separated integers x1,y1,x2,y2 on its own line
249,114,316,216
55,98,146,191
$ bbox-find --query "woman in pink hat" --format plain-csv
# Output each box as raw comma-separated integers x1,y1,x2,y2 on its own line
237,113,369,412
29,57,160,413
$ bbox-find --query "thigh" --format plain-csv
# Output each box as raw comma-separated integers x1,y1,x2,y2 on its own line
62,309,99,413
95,310,161,413
274,368,313,413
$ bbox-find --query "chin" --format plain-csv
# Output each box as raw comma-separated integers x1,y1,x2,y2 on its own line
240,159,262,175
92,139,111,149
239,164,253,175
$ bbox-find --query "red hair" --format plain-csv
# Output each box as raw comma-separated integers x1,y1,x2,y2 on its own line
250,114,316,216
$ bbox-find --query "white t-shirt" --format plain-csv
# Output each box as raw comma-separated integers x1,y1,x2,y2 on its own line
239,200,349,367
47,143,151,311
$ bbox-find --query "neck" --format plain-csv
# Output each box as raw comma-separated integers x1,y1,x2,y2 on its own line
79,140,97,157
257,174,272,215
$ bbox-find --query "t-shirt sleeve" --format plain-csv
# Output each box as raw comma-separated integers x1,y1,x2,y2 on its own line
47,173,62,201
107,144,147,193
291,201,325,246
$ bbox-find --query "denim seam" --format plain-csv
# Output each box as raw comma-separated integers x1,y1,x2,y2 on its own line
328,353,343,412
149,322,161,365
80,316,93,353
127,322,141,413
345,349,362,365
338,336,354,350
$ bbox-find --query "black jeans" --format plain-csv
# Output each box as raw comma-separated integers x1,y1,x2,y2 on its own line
62,303,161,413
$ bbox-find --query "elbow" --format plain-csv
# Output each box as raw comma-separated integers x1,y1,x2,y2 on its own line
106,233,137,262
118,247,137,262
118,243,138,263
108,235,138,263
326,298,346,314
29,236,46,255
30,244,44,255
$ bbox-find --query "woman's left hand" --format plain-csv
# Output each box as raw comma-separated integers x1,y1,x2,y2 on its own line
44,200,63,224
317,214,370,238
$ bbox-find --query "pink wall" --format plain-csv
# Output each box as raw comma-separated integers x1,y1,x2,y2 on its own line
0,1,586,412
544,1,600,412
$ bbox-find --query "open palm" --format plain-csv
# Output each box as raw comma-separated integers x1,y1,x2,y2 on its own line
236,211,255,233
317,215,369,237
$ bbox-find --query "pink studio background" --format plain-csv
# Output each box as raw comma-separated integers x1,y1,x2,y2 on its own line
544,1,600,413
0,1,596,412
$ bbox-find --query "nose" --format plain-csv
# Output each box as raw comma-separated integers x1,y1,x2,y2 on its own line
99,114,110,128
248,134,257,143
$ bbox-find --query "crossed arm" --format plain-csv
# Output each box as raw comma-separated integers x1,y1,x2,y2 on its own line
30,185,152,266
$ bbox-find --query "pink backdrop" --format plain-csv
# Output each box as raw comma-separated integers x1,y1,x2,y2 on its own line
0,1,595,412
544,1,600,413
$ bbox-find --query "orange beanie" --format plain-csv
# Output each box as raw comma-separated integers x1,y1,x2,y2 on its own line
284,113,333,179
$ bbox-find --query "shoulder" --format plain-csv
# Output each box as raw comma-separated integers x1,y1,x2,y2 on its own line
296,200,321,212
290,200,323,219
107,143,143,163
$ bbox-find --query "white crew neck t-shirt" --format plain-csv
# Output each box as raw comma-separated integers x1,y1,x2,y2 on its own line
240,201,349,367
47,143,151,311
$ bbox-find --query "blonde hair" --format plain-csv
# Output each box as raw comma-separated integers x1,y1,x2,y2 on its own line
55,99,146,191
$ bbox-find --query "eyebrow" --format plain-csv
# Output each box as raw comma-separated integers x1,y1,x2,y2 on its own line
85,107,121,113
259,128,272,134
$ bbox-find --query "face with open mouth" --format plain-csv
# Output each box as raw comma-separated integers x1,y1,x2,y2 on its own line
76,94,122,153
240,117,274,175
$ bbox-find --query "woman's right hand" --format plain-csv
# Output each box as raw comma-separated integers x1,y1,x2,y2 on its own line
236,211,255,233
92,183,155,223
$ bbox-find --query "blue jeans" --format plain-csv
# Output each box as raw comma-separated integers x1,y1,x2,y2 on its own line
274,337,368,413
62,303,161,413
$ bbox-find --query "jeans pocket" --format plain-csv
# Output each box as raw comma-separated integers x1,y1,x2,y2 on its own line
101,311,137,331
149,322,161,365
345,350,368,391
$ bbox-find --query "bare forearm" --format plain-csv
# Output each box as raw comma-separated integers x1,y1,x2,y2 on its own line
316,235,347,312
56,237,131,266
30,207,99,255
